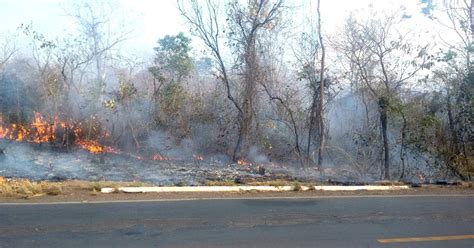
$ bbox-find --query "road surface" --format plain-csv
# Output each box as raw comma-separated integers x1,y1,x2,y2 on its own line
0,195,473,247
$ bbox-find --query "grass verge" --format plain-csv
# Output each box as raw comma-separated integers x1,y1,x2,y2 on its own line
0,177,63,198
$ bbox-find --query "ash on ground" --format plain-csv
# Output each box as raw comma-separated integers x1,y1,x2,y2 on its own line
0,141,425,185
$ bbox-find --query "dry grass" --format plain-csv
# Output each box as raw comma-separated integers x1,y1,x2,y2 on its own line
76,180,152,191
375,180,408,186
293,181,302,191
460,182,473,188
90,188,99,196
0,178,156,198
205,180,237,186
247,180,290,187
0,177,63,198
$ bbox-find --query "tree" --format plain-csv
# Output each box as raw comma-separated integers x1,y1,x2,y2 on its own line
421,0,473,179
440,0,473,179
178,0,284,161
316,0,326,169
149,33,194,136
66,0,131,98
151,32,193,84
337,10,432,179
294,0,330,169
0,35,17,71
257,17,305,168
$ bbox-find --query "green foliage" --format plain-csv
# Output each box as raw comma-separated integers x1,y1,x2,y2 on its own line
160,82,185,115
148,66,166,85
152,32,193,82
386,96,404,116
444,50,457,61
117,81,137,103
420,0,434,18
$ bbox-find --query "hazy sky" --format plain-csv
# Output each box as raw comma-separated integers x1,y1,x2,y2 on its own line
0,0,440,57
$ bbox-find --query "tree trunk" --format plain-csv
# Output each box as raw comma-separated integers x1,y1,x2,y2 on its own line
260,82,305,169
446,88,460,154
379,97,390,180
233,37,257,161
399,111,407,180
306,90,318,165
316,0,325,169
234,106,253,160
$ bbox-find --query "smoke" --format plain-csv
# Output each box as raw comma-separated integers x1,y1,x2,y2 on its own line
0,45,458,184
248,146,269,164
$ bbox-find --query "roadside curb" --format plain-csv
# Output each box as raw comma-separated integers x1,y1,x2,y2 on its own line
101,185,410,193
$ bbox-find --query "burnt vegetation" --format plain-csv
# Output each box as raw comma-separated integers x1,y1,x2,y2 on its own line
0,0,472,182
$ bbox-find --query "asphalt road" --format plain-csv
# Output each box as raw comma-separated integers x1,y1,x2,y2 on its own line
0,195,473,248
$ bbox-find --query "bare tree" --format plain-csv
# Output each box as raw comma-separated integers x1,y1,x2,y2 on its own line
0,35,17,71
337,11,431,179
440,0,473,72
66,0,131,98
260,77,305,169
178,0,242,160
316,0,326,169
294,0,329,169
427,0,473,179
178,0,284,161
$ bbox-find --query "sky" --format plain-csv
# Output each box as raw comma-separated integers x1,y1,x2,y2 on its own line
1,0,183,57
0,0,447,59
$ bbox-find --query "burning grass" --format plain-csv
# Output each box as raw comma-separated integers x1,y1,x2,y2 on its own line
0,112,113,154
1,112,164,160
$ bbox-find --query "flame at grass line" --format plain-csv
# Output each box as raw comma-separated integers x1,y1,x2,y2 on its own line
193,154,204,161
31,112,55,143
75,139,118,154
0,112,115,154
152,154,173,161
0,112,202,161
237,159,252,166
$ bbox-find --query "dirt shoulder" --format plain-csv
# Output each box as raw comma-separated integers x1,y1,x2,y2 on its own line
0,179,473,203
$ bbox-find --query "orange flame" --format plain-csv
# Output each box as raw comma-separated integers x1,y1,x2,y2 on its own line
418,174,426,181
75,139,118,154
31,112,55,143
193,154,204,161
152,154,172,161
0,112,175,159
0,112,118,155
0,126,7,139
237,159,252,166
75,140,104,154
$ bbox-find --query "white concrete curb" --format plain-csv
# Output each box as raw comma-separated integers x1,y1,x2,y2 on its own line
101,185,410,193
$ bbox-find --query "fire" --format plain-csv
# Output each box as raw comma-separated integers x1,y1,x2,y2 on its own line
0,126,7,139
0,112,57,143
0,112,118,155
237,159,252,166
0,116,7,138
152,154,172,161
74,137,118,154
418,174,426,182
31,112,55,143
0,112,176,159
1,123,29,142
193,154,204,161
75,140,105,154
15,125,28,141
10,124,28,141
